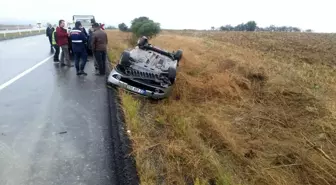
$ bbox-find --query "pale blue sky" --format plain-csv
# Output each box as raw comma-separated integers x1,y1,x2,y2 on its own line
0,0,335,32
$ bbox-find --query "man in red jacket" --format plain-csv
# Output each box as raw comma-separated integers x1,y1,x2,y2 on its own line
56,20,73,67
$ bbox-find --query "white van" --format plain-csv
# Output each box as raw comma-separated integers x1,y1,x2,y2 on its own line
72,15,95,34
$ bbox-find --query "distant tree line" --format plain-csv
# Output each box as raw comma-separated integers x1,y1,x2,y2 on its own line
105,25,117,30
216,21,313,32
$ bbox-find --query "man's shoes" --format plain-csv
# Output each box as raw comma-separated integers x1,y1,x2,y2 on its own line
77,71,88,76
81,71,88,76
60,63,66,67
53,59,59,62
66,64,74,67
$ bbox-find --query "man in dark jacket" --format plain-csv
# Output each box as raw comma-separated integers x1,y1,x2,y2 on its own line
56,20,73,67
80,26,89,57
46,23,54,53
91,23,108,75
70,21,88,76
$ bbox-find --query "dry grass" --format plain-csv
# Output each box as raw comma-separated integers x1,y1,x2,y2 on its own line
107,30,336,185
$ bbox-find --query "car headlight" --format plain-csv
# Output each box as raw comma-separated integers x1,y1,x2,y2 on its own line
113,74,121,80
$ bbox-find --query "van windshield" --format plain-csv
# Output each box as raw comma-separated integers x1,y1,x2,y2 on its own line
75,19,92,27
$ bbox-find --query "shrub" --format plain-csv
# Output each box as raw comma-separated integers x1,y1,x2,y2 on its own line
118,23,129,32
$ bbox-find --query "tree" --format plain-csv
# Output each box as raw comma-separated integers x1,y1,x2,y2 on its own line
245,21,257,31
256,27,265,31
268,25,276,32
217,22,309,33
220,24,234,31
292,27,301,32
118,23,129,32
234,23,246,31
219,26,227,31
305,29,313,33
131,16,150,25
279,26,287,32
130,16,161,38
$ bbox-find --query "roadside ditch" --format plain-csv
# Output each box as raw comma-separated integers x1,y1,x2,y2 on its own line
105,57,140,185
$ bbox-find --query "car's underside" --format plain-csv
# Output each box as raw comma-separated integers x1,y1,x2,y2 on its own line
107,36,183,99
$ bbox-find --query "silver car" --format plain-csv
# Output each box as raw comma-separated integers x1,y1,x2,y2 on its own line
107,36,183,99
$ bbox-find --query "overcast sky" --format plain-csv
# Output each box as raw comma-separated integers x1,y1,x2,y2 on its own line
0,0,335,32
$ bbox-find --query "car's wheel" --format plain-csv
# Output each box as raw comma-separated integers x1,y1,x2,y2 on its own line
174,49,183,61
168,67,177,84
137,36,149,47
120,51,131,67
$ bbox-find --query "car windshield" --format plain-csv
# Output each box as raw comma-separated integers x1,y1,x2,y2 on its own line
75,19,92,26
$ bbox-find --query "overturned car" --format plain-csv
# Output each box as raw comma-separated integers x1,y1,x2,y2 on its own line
107,36,183,99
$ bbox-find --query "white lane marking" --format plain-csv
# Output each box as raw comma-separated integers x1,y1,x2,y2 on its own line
0,55,53,91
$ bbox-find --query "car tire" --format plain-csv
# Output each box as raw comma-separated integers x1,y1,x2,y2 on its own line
174,49,183,61
138,36,148,47
168,67,177,84
120,51,131,67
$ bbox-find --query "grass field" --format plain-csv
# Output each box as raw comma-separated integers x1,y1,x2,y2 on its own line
0,30,45,40
107,30,336,185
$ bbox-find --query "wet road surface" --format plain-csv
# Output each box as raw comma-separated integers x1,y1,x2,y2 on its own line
0,35,52,85
0,35,116,185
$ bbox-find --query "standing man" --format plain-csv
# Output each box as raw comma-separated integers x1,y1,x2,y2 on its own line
80,26,89,57
51,25,60,62
88,22,98,72
91,23,108,76
46,23,54,53
68,26,74,60
70,21,88,76
56,20,73,67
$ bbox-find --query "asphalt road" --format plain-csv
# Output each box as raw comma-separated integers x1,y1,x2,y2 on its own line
0,35,116,185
